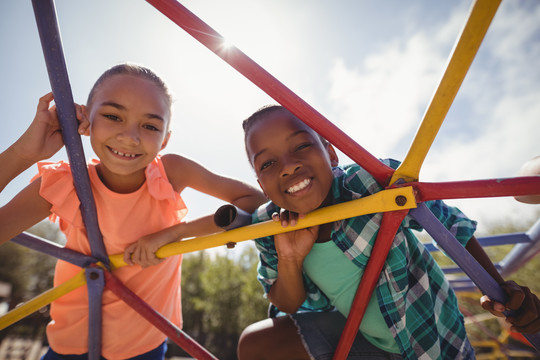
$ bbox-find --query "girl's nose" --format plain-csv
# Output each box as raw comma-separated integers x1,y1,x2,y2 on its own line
280,157,301,177
117,126,140,146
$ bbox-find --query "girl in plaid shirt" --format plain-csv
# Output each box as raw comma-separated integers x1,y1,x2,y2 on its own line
237,105,540,360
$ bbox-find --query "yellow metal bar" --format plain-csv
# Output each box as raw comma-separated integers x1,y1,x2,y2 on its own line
389,0,501,185
109,187,416,269
0,188,415,329
0,270,86,330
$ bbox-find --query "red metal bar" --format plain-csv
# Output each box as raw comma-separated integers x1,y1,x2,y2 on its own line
103,271,218,360
395,176,540,202
332,210,409,360
145,0,395,186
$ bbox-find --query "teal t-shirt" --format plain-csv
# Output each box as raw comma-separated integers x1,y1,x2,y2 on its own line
303,240,400,354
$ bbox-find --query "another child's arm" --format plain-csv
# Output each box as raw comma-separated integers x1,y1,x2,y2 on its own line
466,236,540,333
124,153,267,267
514,156,540,204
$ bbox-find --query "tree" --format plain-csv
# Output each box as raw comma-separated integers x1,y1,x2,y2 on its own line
176,245,269,360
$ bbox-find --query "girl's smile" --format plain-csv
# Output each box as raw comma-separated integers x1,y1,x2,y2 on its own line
108,146,141,159
286,178,312,195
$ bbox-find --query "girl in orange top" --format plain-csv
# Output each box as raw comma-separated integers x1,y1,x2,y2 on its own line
0,63,266,359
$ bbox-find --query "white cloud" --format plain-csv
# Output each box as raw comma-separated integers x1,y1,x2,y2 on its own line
324,2,540,230
325,8,468,160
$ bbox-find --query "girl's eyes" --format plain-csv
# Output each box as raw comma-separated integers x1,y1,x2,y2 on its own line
143,124,161,132
296,142,312,151
258,143,312,172
104,114,120,121
102,114,161,132
259,160,275,172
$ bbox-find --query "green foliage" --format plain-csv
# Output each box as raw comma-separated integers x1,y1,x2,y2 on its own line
177,245,268,360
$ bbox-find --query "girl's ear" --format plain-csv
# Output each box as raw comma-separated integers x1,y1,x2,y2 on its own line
160,131,171,151
78,105,91,136
326,143,339,167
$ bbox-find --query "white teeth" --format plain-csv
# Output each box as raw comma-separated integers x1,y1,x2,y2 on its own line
111,148,137,158
287,178,311,194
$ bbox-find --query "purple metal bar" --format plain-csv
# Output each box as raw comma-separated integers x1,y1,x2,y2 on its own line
85,267,104,360
410,203,540,352
103,271,218,360
11,232,96,268
31,0,109,268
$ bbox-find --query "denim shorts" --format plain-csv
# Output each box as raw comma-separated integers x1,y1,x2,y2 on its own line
40,341,167,360
290,311,402,360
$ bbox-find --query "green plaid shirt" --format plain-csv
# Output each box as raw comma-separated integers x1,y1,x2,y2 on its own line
253,160,477,359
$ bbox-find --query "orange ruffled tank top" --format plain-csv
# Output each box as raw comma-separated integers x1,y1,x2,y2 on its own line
34,156,187,359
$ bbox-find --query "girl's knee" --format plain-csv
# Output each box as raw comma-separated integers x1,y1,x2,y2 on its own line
237,322,265,360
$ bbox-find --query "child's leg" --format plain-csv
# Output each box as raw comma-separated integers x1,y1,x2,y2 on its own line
237,316,311,360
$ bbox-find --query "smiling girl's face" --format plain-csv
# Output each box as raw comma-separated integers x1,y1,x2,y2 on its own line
245,108,338,214
83,74,171,193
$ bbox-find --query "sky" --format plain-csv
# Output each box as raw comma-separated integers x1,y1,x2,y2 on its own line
0,0,539,251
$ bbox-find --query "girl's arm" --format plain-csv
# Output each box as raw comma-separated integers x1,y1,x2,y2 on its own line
124,153,267,267
466,236,504,283
124,214,219,267
266,213,318,313
162,153,267,213
467,236,540,333
0,93,73,246
0,178,52,245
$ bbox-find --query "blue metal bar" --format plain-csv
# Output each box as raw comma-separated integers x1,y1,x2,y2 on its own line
11,232,96,268
31,0,109,268
86,267,104,360
424,232,530,252
499,218,540,277
410,203,540,352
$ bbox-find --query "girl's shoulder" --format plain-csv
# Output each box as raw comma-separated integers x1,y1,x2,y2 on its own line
160,153,189,168
33,160,73,183
160,153,202,191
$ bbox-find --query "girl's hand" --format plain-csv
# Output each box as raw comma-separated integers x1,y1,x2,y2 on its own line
480,280,540,333
123,231,174,268
12,93,64,163
272,209,317,262
272,208,305,227
13,93,85,164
